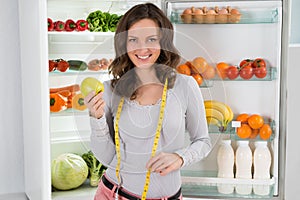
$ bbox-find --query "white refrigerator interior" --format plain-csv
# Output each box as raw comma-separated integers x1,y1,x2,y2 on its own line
19,0,288,200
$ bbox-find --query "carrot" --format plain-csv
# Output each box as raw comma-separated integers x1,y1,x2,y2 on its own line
49,93,67,112
57,90,72,97
50,84,80,94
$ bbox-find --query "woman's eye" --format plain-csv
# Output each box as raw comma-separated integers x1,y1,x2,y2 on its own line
128,38,137,43
149,38,158,42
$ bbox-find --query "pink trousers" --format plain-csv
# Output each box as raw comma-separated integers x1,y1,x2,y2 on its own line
94,176,183,200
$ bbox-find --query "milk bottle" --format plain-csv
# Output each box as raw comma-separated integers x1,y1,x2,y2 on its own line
235,140,252,195
217,140,234,194
253,141,271,195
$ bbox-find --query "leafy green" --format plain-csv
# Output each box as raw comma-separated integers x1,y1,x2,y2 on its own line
86,10,123,32
82,151,106,186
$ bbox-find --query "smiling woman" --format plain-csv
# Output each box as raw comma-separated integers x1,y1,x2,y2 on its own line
83,3,212,200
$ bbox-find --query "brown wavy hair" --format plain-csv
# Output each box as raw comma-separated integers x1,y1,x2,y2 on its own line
109,3,181,98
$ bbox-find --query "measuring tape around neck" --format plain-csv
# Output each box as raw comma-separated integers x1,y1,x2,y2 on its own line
114,79,168,200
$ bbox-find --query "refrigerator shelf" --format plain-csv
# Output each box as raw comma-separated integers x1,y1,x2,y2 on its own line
181,170,275,198
49,69,109,76
50,108,89,116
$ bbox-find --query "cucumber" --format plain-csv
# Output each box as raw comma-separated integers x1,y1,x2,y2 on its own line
67,60,88,71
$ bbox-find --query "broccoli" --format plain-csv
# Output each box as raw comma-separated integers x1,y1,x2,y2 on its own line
82,151,106,187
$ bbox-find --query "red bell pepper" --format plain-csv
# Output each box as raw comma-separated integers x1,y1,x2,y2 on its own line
56,59,70,72
76,20,89,31
54,21,65,31
48,18,54,31
65,19,76,32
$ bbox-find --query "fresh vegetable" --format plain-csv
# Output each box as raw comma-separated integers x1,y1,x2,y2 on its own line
65,19,77,32
49,60,57,72
50,84,80,94
72,93,87,111
49,93,67,112
68,60,88,71
226,66,239,80
239,59,253,68
76,19,89,31
86,10,122,32
56,59,69,72
51,153,89,190
82,151,106,187
252,58,266,68
80,77,104,97
48,18,54,31
54,21,65,31
254,66,267,78
216,62,230,79
239,65,253,80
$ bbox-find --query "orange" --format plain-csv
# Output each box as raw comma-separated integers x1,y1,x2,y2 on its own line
248,114,264,129
201,65,216,80
236,124,252,139
176,64,191,75
192,73,203,85
236,113,249,123
259,124,272,140
191,57,208,74
216,62,230,79
249,128,259,139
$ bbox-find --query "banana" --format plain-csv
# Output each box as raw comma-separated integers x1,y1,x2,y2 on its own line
204,100,234,132
204,100,231,123
206,117,221,127
205,108,224,122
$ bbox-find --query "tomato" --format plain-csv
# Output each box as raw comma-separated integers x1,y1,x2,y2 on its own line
56,60,70,72
239,65,253,80
226,66,239,80
252,58,266,68
239,59,253,68
254,66,267,78
49,60,57,72
80,77,104,97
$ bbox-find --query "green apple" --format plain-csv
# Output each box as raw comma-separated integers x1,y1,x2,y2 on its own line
80,77,104,97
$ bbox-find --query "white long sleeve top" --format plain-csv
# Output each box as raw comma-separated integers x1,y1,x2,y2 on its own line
90,73,211,198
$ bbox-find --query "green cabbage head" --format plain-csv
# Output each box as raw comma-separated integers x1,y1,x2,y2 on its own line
51,153,89,190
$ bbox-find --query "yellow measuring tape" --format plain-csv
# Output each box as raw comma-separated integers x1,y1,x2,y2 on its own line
114,79,168,200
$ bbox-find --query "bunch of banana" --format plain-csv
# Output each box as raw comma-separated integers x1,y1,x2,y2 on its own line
204,100,234,132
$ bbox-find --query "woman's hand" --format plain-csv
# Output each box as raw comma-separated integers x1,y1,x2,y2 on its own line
146,152,183,176
84,91,105,119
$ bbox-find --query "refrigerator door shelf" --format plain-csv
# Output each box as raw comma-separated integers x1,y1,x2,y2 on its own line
181,170,275,198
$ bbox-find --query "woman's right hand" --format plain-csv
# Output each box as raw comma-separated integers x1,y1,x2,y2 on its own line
84,91,105,119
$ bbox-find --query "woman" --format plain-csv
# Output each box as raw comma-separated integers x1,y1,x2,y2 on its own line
84,3,211,200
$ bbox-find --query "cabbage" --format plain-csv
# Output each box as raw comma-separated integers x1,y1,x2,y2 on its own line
51,153,89,190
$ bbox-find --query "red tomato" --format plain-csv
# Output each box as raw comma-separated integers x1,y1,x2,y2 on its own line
239,59,253,68
240,65,253,80
56,60,70,72
254,67,267,78
226,66,239,80
49,60,57,72
252,58,266,68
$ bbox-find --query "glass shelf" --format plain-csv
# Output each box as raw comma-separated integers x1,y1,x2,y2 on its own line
50,108,89,116
180,170,275,199
170,8,279,24
49,69,109,76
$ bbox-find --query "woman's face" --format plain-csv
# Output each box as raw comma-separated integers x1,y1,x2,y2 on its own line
126,19,161,69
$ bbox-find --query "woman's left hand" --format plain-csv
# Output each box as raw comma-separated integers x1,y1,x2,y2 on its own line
146,152,183,176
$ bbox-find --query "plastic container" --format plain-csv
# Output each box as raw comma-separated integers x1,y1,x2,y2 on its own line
235,140,252,195
217,140,235,194
253,141,272,195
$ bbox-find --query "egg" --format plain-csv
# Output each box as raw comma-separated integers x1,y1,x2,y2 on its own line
194,8,204,15
182,8,192,15
230,9,240,15
218,8,228,15
207,9,216,15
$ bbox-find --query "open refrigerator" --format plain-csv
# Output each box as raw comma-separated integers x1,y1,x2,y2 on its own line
19,0,289,200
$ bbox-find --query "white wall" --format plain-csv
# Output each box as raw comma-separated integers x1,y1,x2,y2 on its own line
290,0,300,43
0,0,25,196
